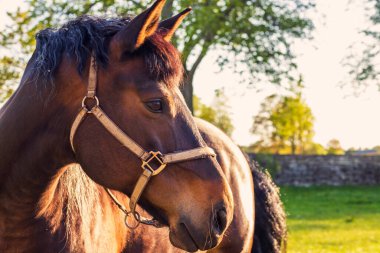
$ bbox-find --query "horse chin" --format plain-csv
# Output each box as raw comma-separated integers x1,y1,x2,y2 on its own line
168,222,220,252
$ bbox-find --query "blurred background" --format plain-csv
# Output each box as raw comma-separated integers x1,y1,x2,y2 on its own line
1,0,379,252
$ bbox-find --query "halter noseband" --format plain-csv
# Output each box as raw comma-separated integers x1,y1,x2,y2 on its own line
70,56,216,229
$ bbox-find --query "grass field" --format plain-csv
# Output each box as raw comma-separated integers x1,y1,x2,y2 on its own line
280,186,380,253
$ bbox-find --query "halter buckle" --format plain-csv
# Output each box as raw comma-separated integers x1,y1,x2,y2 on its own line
141,151,166,176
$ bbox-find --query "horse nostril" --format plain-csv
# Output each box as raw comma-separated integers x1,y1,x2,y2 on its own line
212,207,228,236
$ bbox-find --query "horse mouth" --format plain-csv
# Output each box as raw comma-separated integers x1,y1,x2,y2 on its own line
144,206,211,252
169,222,199,252
152,212,169,227
141,203,170,227
180,223,201,250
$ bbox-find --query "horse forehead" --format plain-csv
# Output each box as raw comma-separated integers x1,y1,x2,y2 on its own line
106,58,154,85
110,65,178,97
111,57,147,79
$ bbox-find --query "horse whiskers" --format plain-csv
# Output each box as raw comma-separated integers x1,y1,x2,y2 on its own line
203,201,215,250
223,228,231,238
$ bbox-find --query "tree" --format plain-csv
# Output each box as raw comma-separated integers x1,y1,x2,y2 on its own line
251,80,315,154
0,0,314,109
303,142,327,155
193,89,233,136
0,57,21,102
326,139,345,155
373,145,380,154
345,0,380,91
250,94,281,153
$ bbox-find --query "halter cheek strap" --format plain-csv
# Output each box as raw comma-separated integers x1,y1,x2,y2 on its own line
70,56,216,229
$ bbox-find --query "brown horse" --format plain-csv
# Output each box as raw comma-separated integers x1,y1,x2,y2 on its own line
0,0,286,252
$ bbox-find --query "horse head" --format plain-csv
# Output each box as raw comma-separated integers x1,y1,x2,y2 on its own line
56,0,234,251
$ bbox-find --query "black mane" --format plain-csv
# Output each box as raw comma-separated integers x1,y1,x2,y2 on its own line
34,16,129,82
32,15,183,87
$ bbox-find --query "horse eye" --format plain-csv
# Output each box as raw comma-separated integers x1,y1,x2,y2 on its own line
145,99,163,113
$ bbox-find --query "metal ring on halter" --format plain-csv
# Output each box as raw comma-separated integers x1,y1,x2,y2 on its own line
124,211,141,229
81,96,99,111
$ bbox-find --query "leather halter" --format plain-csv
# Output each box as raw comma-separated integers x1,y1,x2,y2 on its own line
70,56,216,229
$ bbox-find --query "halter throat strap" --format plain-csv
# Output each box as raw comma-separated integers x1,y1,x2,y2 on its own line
69,55,216,229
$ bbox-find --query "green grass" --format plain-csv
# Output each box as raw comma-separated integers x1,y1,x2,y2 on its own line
281,186,380,253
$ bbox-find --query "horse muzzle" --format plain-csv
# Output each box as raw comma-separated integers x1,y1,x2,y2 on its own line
169,201,231,252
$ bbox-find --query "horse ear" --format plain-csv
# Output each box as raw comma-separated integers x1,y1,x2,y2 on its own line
158,7,192,41
111,0,166,55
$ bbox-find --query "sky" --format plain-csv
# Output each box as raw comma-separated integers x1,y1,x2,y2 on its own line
1,0,380,149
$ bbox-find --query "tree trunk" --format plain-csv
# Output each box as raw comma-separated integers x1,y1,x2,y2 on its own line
181,70,194,113
291,139,296,155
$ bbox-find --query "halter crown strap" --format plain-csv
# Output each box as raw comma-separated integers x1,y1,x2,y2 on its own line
70,55,216,229
87,56,97,98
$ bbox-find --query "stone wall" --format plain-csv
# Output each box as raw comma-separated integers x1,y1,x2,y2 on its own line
249,154,380,186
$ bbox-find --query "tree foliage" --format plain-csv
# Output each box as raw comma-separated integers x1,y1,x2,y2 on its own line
326,139,345,155
251,80,315,154
302,142,327,155
0,0,314,108
345,0,380,91
193,89,233,136
373,145,380,153
0,57,21,102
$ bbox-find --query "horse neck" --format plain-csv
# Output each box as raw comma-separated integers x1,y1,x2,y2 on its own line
0,58,129,252
0,76,73,180
0,64,76,249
